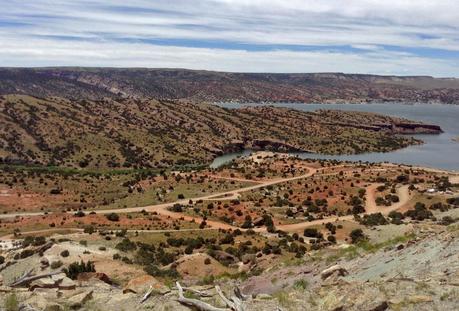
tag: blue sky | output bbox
[1,0,459,76]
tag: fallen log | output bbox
[234,286,251,301]
[215,285,237,310]
[140,285,154,303]
[182,286,214,298]
[10,270,63,287]
[176,281,229,311]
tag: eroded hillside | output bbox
[0,95,440,169]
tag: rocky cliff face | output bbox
[1,68,459,104]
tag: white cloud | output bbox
[1,36,458,77]
[0,0,458,75]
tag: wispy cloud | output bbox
[0,0,458,76]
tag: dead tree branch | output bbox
[176,281,229,311]
[10,270,62,287]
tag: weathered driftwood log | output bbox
[234,286,251,301]
[215,285,237,310]
[215,285,245,311]
[176,281,229,311]
[182,286,214,297]
[140,285,154,303]
[10,270,62,287]
[320,264,348,280]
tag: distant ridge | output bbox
[1,68,459,104]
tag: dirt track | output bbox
[273,185,411,233]
[0,165,417,238]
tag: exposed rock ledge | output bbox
[325,121,443,134]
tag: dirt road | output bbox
[274,185,411,233]
[0,166,414,236]
[0,167,318,221]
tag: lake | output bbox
[210,103,459,171]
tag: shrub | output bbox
[74,211,85,217]
[293,279,309,290]
[219,234,234,245]
[171,204,183,212]
[115,229,127,237]
[60,250,70,257]
[404,202,433,221]
[64,261,96,279]
[376,185,386,192]
[32,236,46,246]
[303,228,323,239]
[439,216,456,226]
[350,229,366,244]
[204,258,211,265]
[115,238,137,252]
[396,175,409,183]
[359,213,388,226]
[20,249,34,259]
[105,213,120,222]
[83,226,95,234]
[50,260,63,269]
[144,264,179,279]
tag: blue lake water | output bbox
[211,103,459,171]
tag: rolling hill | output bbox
[0,94,441,169]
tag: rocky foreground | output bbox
[1,220,458,311]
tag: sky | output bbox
[0,0,459,76]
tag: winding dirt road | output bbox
[0,165,416,238]
[0,167,318,223]
[273,185,411,233]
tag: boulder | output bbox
[50,273,66,283]
[29,277,56,290]
[123,275,168,295]
[68,290,93,309]
[213,250,238,264]
[77,272,112,285]
[321,265,349,280]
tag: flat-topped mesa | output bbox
[321,121,443,134]
[391,122,443,134]
[1,68,459,104]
